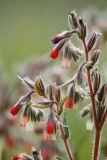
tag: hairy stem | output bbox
[93,130,101,160]
[99,108,107,129]
[82,39,97,128]
[58,116,73,160]
[82,39,101,160]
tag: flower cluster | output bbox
[10,10,107,160]
[50,11,85,68]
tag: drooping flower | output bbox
[10,104,22,116]
[45,109,55,135]
[52,31,70,44]
[64,96,74,109]
[42,147,51,159]
[50,47,60,59]
[50,39,66,59]
[45,120,55,134]
[12,155,23,160]
[52,35,63,44]
[42,130,51,142]
[20,114,28,127]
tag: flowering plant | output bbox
[10,10,107,160]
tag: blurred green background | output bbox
[0,0,107,71]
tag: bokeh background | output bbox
[0,0,107,160]
[0,0,107,72]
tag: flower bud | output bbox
[86,50,100,70]
[10,103,22,116]
[46,83,54,100]
[54,86,61,103]
[67,42,82,63]
[52,31,71,44]
[64,96,74,109]
[45,110,55,134]
[64,85,74,109]
[50,47,60,59]
[52,35,63,44]
[45,120,55,134]
[34,76,46,97]
[77,18,87,40]
[12,155,23,160]
[90,50,100,66]
[97,84,106,103]
[96,102,106,124]
[87,32,97,52]
[50,40,66,59]
[68,10,79,30]
[93,71,101,95]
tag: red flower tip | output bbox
[5,136,14,147]
[42,147,51,159]
[42,131,51,142]
[12,155,23,160]
[50,48,60,59]
[52,35,63,44]
[20,115,27,127]
[64,97,74,109]
[10,104,21,116]
[45,120,55,134]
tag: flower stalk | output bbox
[82,39,97,128]
[57,116,73,160]
[82,38,100,160]
[93,130,101,160]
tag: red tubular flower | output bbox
[20,115,28,127]
[10,104,22,116]
[45,120,55,134]
[52,35,63,44]
[12,155,23,160]
[5,135,14,147]
[42,130,51,142]
[64,96,74,109]
[50,48,60,59]
[42,147,51,159]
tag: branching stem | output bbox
[82,39,97,128]
[82,39,101,160]
[57,116,73,160]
